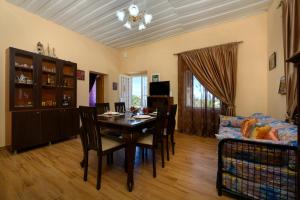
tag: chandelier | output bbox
[116,2,152,31]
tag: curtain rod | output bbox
[173,41,243,56]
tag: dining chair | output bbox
[96,102,122,162]
[165,104,177,161]
[136,105,168,177]
[95,103,110,114]
[115,102,126,113]
[79,106,125,190]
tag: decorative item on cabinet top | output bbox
[36,42,57,58]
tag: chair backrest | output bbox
[154,105,169,140]
[166,104,177,136]
[115,102,126,113]
[79,106,102,152]
[96,103,110,114]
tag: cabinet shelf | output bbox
[42,70,56,75]
[15,65,34,71]
[15,82,34,87]
[63,74,74,78]
[15,105,33,108]
[42,84,56,88]
[62,86,74,89]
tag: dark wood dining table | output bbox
[97,113,156,192]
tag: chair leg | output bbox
[166,135,170,161]
[152,148,156,178]
[124,149,127,172]
[84,151,89,181]
[171,135,175,155]
[106,154,109,165]
[141,147,144,162]
[80,159,84,168]
[161,139,165,168]
[111,153,114,164]
[96,154,102,190]
[145,148,148,159]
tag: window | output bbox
[187,75,221,109]
[131,74,147,108]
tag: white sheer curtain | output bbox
[119,74,132,110]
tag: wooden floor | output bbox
[0,133,230,200]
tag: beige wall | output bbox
[267,0,286,120]
[0,0,120,147]
[0,0,286,147]
[120,13,268,118]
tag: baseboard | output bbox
[0,145,8,151]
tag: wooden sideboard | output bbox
[147,96,174,109]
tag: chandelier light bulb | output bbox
[116,3,152,31]
[128,4,139,17]
[116,10,125,21]
[138,23,146,30]
[144,13,152,24]
[124,21,132,29]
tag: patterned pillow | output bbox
[250,126,279,141]
[240,118,257,137]
[220,115,245,127]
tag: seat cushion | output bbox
[101,137,123,151]
[137,134,153,145]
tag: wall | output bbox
[267,0,286,120]
[120,13,268,118]
[0,0,120,147]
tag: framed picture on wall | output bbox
[113,82,118,90]
[269,52,277,71]
[76,70,85,80]
[151,73,160,82]
[278,76,286,95]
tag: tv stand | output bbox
[147,96,174,109]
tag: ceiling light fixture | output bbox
[116,1,152,31]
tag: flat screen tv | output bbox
[150,81,170,96]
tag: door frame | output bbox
[89,71,106,104]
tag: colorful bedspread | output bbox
[222,173,296,200]
[216,113,298,147]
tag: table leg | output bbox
[125,132,136,192]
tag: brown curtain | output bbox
[179,42,238,116]
[282,0,300,120]
[178,62,221,137]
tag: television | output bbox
[149,81,170,96]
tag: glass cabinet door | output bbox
[14,53,36,109]
[40,59,58,108]
[61,63,76,107]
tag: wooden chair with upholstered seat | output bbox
[136,105,168,177]
[79,106,125,190]
[95,103,110,114]
[95,102,122,164]
[115,102,126,113]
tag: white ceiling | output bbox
[7,0,272,48]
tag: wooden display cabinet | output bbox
[7,47,79,152]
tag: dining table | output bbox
[97,112,156,192]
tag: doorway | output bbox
[89,72,105,106]
[119,73,147,109]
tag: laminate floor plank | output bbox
[0,133,230,200]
